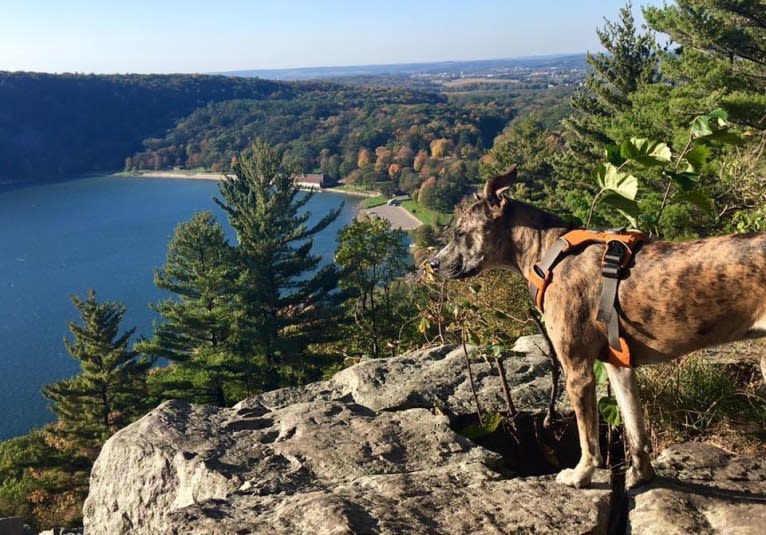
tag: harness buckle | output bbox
[602,240,630,278]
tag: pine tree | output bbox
[42,290,150,458]
[550,3,662,225]
[215,140,343,390]
[644,0,766,129]
[642,0,766,231]
[138,211,240,406]
[558,2,659,184]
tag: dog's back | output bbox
[557,232,766,365]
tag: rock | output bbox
[84,337,612,534]
[628,442,766,534]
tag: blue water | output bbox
[0,176,360,440]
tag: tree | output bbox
[644,0,766,129]
[643,0,766,231]
[335,217,411,358]
[215,140,343,389]
[137,212,240,406]
[553,2,660,222]
[42,290,150,458]
[481,116,562,204]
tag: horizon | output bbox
[0,0,662,75]
[0,52,588,77]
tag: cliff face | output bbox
[83,337,614,534]
[81,338,766,534]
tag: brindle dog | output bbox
[428,166,766,489]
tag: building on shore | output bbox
[294,173,335,189]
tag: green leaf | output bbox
[602,192,640,228]
[665,171,698,192]
[620,138,672,167]
[706,108,728,122]
[604,143,625,166]
[593,360,608,386]
[684,145,709,172]
[704,130,744,145]
[461,412,504,440]
[595,163,638,200]
[598,396,622,426]
[690,116,713,138]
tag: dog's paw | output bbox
[555,468,592,489]
[625,463,655,489]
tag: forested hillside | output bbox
[0,72,302,183]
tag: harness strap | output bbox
[527,229,647,368]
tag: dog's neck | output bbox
[503,199,571,278]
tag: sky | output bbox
[0,0,664,74]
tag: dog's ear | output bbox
[483,165,517,205]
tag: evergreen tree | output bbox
[215,140,343,390]
[557,2,659,186]
[644,0,766,129]
[138,212,240,406]
[42,290,150,458]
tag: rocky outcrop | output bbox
[84,337,616,534]
[628,442,766,534]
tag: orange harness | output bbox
[527,229,648,368]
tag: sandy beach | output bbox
[124,171,228,181]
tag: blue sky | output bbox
[0,1,663,74]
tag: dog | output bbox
[427,166,766,489]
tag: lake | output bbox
[0,175,361,440]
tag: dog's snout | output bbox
[428,257,440,271]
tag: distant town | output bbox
[220,53,589,90]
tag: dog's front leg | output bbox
[604,364,655,488]
[556,356,601,488]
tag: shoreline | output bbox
[119,171,379,198]
[120,171,422,228]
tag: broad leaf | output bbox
[604,143,625,166]
[705,108,728,123]
[665,171,698,191]
[704,130,744,145]
[690,116,713,138]
[602,192,640,229]
[620,138,671,167]
[684,145,709,172]
[598,396,622,426]
[595,163,638,200]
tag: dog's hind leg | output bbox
[556,356,602,488]
[605,364,655,488]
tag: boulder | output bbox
[85,337,614,534]
[628,442,766,534]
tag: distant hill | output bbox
[0,62,576,202]
[0,72,303,184]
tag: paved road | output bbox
[363,205,422,230]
